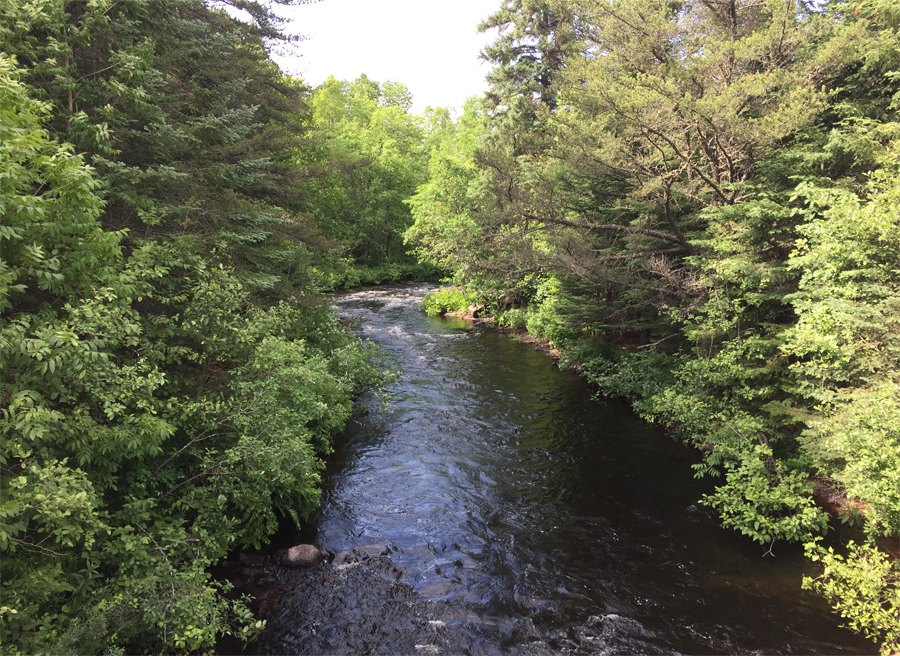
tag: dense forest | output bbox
[0,0,898,654]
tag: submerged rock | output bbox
[281,544,327,567]
[352,542,390,558]
[239,552,266,568]
[333,550,359,569]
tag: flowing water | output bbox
[241,284,871,655]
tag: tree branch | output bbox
[599,246,689,261]
[636,333,682,349]
[522,212,685,244]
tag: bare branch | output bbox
[636,333,682,349]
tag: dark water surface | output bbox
[249,285,870,655]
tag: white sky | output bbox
[271,0,499,114]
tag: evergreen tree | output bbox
[480,0,577,113]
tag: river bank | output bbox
[435,295,874,527]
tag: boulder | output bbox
[281,544,327,567]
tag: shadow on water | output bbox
[226,284,873,655]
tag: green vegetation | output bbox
[805,541,900,653]
[296,74,449,287]
[3,0,898,651]
[420,287,476,317]
[408,0,900,651]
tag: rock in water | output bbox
[333,550,358,568]
[239,552,266,568]
[353,542,390,558]
[281,544,326,567]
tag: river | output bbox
[235,284,870,655]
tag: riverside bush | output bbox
[420,287,477,317]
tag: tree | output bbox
[300,75,427,267]
[1,0,314,292]
[405,100,486,273]
[480,0,578,112]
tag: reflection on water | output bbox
[258,284,870,655]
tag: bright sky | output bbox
[272,0,499,114]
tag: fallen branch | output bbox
[636,333,682,349]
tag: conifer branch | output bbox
[522,212,685,244]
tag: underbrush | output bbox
[313,259,443,291]
[420,286,478,316]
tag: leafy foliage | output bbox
[0,4,385,651]
[299,75,429,271]
[420,287,477,317]
[805,541,900,655]
[783,150,900,538]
